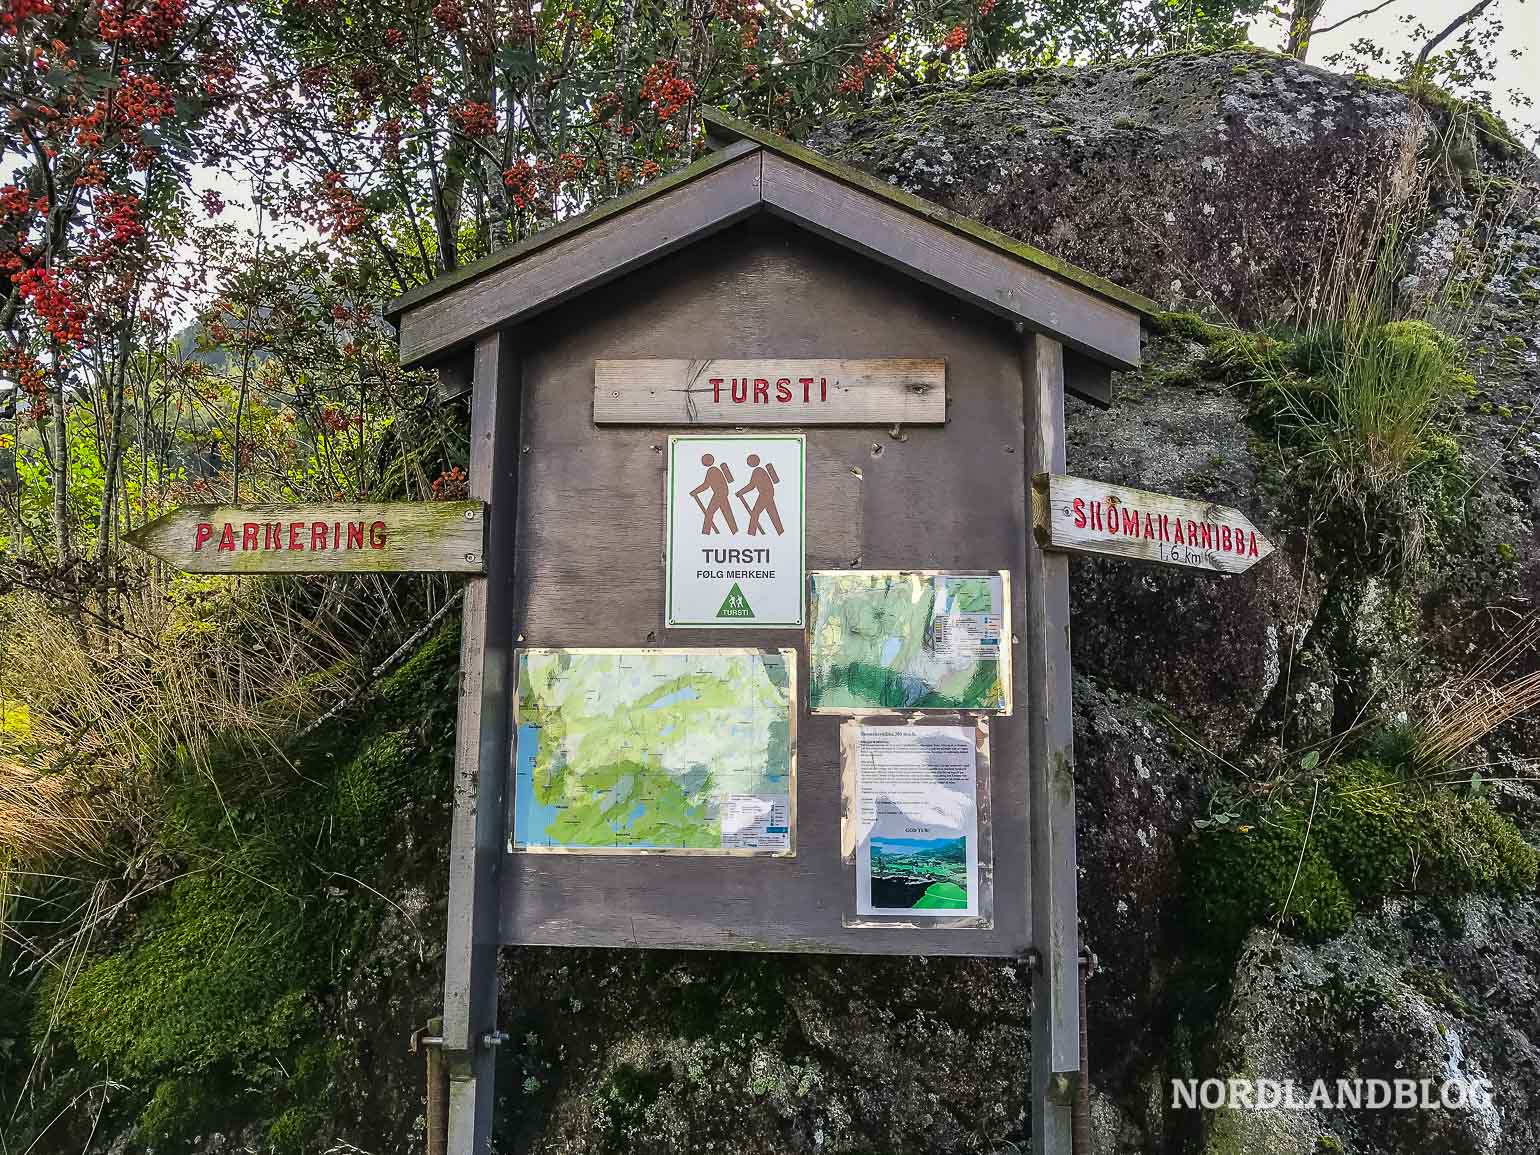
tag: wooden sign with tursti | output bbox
[593,358,946,425]
[125,501,486,574]
[1032,474,1274,575]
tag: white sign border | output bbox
[665,433,807,629]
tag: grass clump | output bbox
[1230,128,1497,577]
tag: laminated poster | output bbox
[851,723,980,917]
[808,571,1010,713]
[513,648,795,855]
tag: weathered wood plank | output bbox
[442,331,519,1153]
[1036,473,1275,574]
[761,152,1143,369]
[592,358,946,425]
[502,217,1031,955]
[1022,333,1082,1155]
[125,502,485,573]
[397,147,763,366]
[1063,349,1113,407]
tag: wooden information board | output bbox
[502,222,1032,956]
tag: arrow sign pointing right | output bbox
[1032,474,1274,575]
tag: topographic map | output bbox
[808,572,1009,713]
[513,649,795,853]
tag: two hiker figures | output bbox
[690,453,784,536]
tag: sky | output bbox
[1249,0,1540,144]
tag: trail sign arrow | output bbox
[1032,474,1274,575]
[125,502,486,574]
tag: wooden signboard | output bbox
[1033,473,1273,574]
[592,358,946,425]
[126,501,486,574]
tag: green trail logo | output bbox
[716,582,755,619]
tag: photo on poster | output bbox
[867,832,970,911]
[847,719,983,918]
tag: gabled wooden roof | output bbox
[386,107,1154,383]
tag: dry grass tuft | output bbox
[1415,613,1540,773]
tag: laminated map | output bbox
[808,572,1010,713]
[513,648,796,854]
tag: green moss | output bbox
[1401,965,1472,1018]
[1399,78,1526,160]
[967,68,1015,90]
[1048,125,1072,137]
[268,1106,326,1154]
[31,619,464,1139]
[1316,1136,1346,1153]
[1148,311,1225,344]
[337,728,413,837]
[1207,330,1286,378]
[1188,815,1353,942]
[1111,114,1138,129]
[1230,64,1251,76]
[46,877,320,1080]
[1133,70,1155,84]
[1502,334,1526,351]
[1150,365,1202,389]
[136,1076,222,1142]
[1188,758,1538,950]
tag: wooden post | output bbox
[1022,329,1080,1155]
[443,331,519,1153]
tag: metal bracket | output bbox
[410,1024,445,1055]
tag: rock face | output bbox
[812,51,1431,325]
[1213,897,1540,1155]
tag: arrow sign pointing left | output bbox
[125,502,486,574]
[1033,474,1274,575]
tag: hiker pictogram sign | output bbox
[666,434,805,627]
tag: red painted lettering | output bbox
[242,523,259,551]
[1200,522,1213,550]
[1143,512,1156,540]
[1174,519,1185,545]
[1090,502,1104,531]
[820,377,828,402]
[217,523,236,551]
[710,378,723,404]
[369,521,387,548]
[1220,524,1232,552]
[309,522,326,550]
[266,523,281,549]
[1249,531,1260,557]
[1121,508,1139,535]
[800,377,814,402]
[753,377,769,404]
[775,378,792,403]
[289,522,304,550]
[194,522,213,551]
[347,522,364,549]
[333,522,342,550]
[731,377,748,403]
[1073,497,1087,529]
[1159,514,1171,542]
[1188,520,1199,546]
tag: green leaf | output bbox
[1300,750,1321,771]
